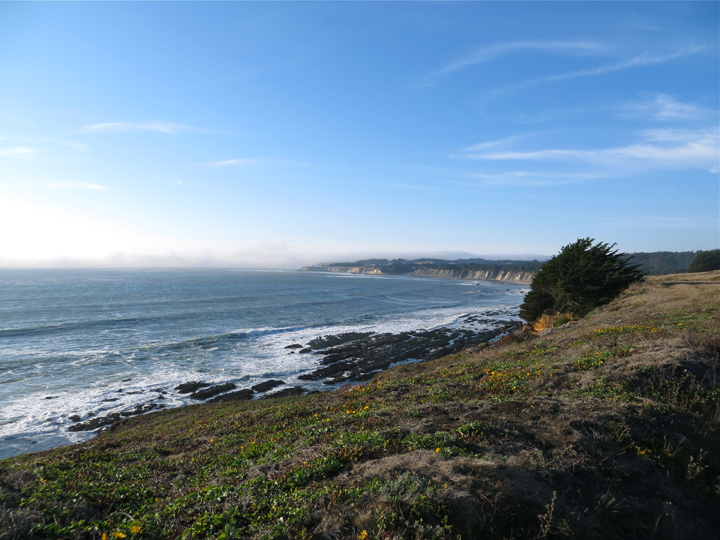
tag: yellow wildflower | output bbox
[131,525,142,534]
[359,531,368,540]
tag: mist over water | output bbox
[0,269,528,459]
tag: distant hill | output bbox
[306,258,544,284]
[629,251,699,275]
[318,251,701,280]
[324,258,545,274]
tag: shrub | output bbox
[519,238,642,321]
[688,249,720,272]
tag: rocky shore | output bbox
[65,318,520,433]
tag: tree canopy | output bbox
[688,249,720,273]
[519,238,643,321]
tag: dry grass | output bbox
[1,272,719,539]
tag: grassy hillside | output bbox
[2,273,719,540]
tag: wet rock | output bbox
[208,389,254,403]
[122,378,132,382]
[68,403,166,432]
[189,383,237,400]
[262,386,305,399]
[103,398,119,402]
[251,379,285,392]
[45,396,58,400]
[299,348,312,354]
[298,326,508,386]
[175,381,210,394]
[285,343,303,349]
[307,332,373,350]
[68,415,81,422]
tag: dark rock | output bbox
[307,332,373,350]
[262,386,305,399]
[68,415,81,422]
[299,348,312,354]
[45,396,58,400]
[103,398,119,402]
[175,381,210,394]
[284,343,303,349]
[189,383,237,400]
[68,403,166,432]
[298,325,508,386]
[122,378,132,382]
[208,389,254,403]
[251,379,285,392]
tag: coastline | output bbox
[4,273,718,539]
[299,265,535,285]
[0,269,528,460]
[50,319,523,444]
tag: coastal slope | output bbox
[1,272,719,539]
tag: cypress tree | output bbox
[520,238,643,321]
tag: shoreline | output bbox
[299,266,535,285]
[2,313,524,460]
[65,320,522,432]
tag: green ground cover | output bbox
[2,276,719,540]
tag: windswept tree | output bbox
[520,238,643,321]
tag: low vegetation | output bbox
[2,272,719,540]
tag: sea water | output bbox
[0,269,528,459]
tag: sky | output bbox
[0,2,718,268]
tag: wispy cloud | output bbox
[621,93,714,121]
[0,147,39,157]
[45,182,111,190]
[483,44,709,99]
[155,177,183,185]
[454,127,719,172]
[452,170,606,187]
[204,158,314,169]
[431,40,607,77]
[206,159,257,168]
[81,121,191,134]
[460,132,550,152]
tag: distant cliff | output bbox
[301,265,385,275]
[300,264,535,284]
[407,267,534,284]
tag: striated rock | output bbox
[262,386,305,399]
[251,380,285,393]
[298,325,514,386]
[175,381,210,394]
[208,389,254,403]
[189,383,236,400]
[68,403,166,432]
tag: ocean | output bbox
[0,269,528,459]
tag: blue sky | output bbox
[0,2,717,268]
